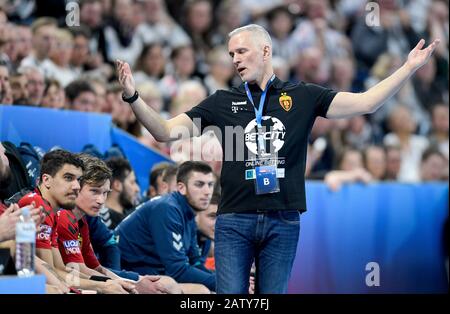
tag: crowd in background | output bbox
[0,0,448,187]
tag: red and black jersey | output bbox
[57,209,100,269]
[18,188,58,249]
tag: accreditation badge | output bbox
[254,153,280,195]
[255,164,280,195]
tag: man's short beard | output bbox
[60,201,77,210]
[0,168,12,189]
[119,190,134,210]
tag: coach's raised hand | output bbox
[406,38,440,71]
[115,59,135,97]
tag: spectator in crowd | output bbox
[106,82,124,118]
[70,25,113,81]
[19,66,45,106]
[105,82,140,136]
[238,0,285,23]
[136,82,171,153]
[169,80,207,117]
[137,81,167,117]
[292,46,329,85]
[0,22,16,71]
[0,18,9,66]
[266,6,298,67]
[428,104,449,159]
[419,147,448,182]
[133,43,166,86]
[324,147,373,191]
[160,45,198,101]
[65,80,97,112]
[79,0,109,67]
[100,157,140,229]
[337,147,365,171]
[10,73,29,105]
[272,56,290,82]
[69,27,91,77]
[364,145,387,181]
[41,79,66,109]
[384,144,403,181]
[365,53,428,135]
[14,25,33,66]
[329,56,356,92]
[182,0,214,69]
[90,78,108,113]
[384,105,429,182]
[103,0,143,66]
[412,55,448,112]
[351,0,420,71]
[292,0,352,60]
[307,117,339,178]
[135,0,191,51]
[203,46,234,95]
[0,60,12,104]
[116,161,215,292]
[424,0,449,59]
[20,17,58,71]
[42,28,77,87]
[211,0,243,47]
[343,115,379,150]
[2,24,20,70]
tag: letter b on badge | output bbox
[255,165,280,195]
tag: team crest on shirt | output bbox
[279,92,292,112]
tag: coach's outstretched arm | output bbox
[326,39,440,119]
[115,60,197,142]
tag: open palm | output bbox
[115,59,136,97]
[407,39,440,71]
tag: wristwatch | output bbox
[122,90,139,103]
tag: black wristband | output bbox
[89,275,111,282]
[122,90,139,103]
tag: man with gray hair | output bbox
[18,66,45,106]
[116,24,439,293]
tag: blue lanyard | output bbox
[244,74,275,129]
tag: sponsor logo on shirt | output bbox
[244,116,286,156]
[37,224,52,241]
[231,100,247,113]
[63,240,81,255]
[172,232,183,251]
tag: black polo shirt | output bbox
[185,77,337,214]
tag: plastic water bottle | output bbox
[15,207,36,277]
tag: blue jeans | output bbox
[214,210,300,294]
